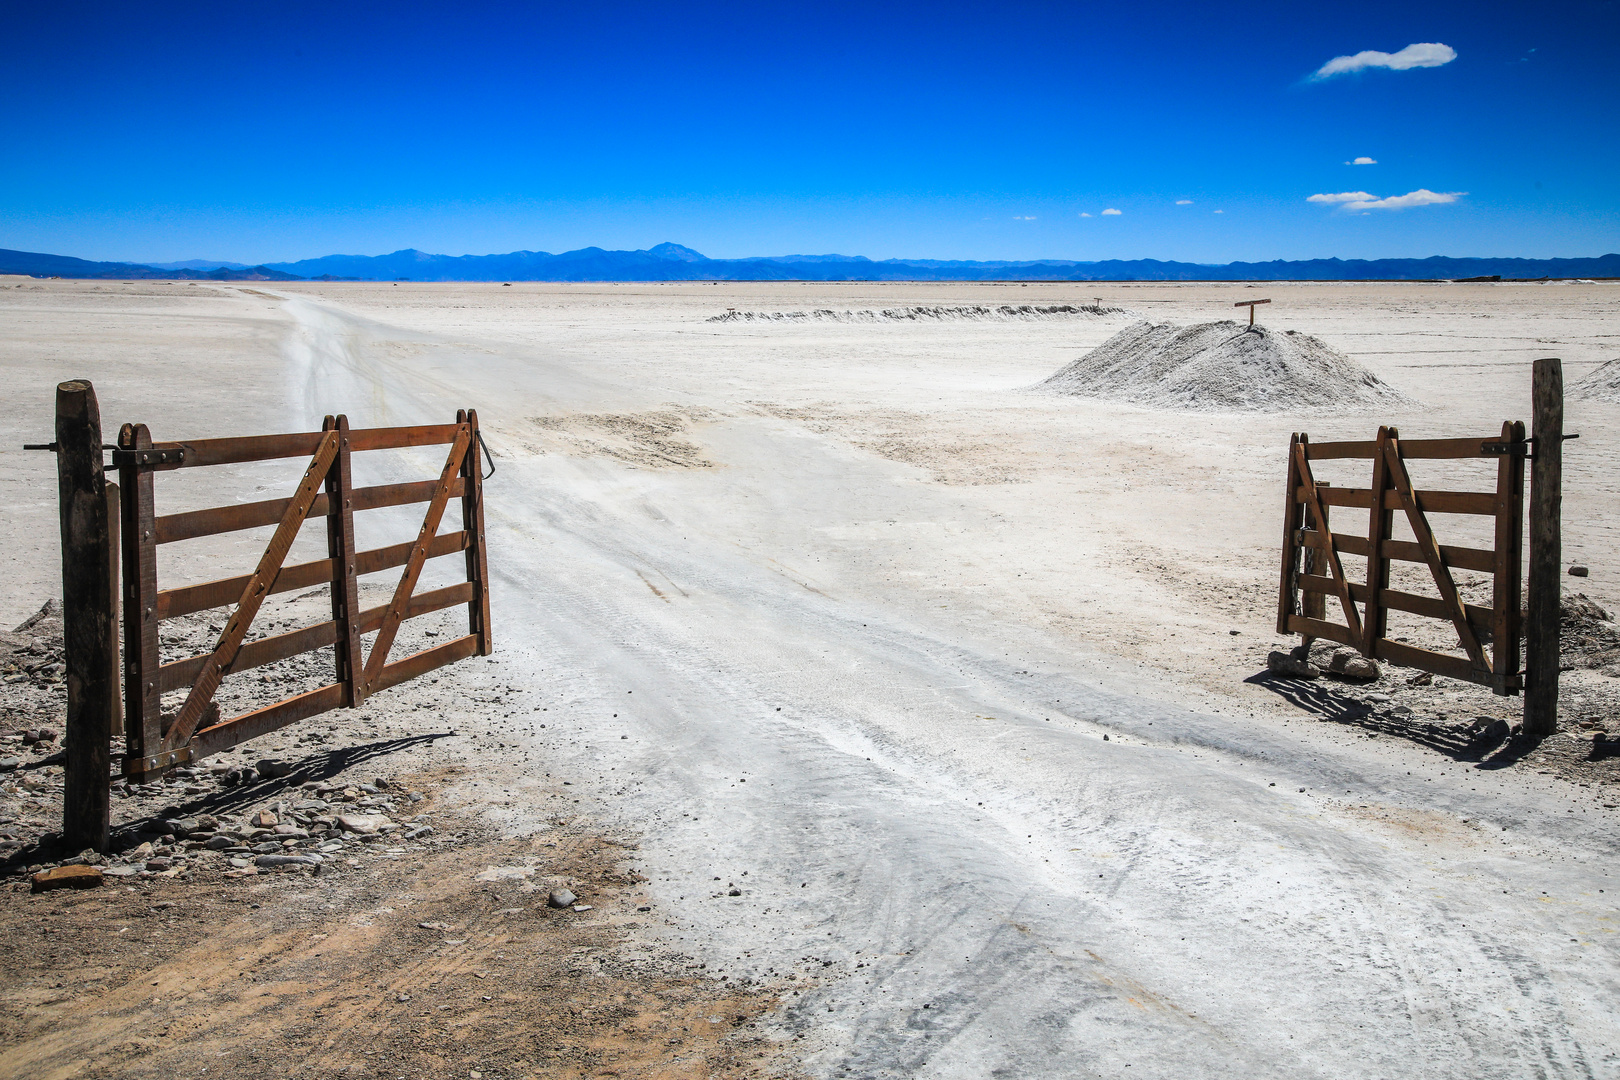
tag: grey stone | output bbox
[1569,565,1590,577]
[548,889,577,909]
[251,841,284,854]
[337,814,387,835]
[1328,650,1380,680]
[256,759,295,779]
[1366,692,1392,703]
[0,758,18,772]
[1267,651,1320,679]
[404,825,434,840]
[255,854,319,868]
[205,836,234,850]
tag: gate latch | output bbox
[1481,441,1529,457]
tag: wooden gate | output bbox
[1277,423,1525,694]
[117,411,492,781]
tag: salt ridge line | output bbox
[707,303,1129,323]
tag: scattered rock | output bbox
[255,854,319,868]
[1569,565,1590,577]
[255,759,295,779]
[1407,671,1434,687]
[0,758,20,772]
[548,889,577,909]
[251,810,279,828]
[337,814,387,835]
[1328,650,1380,680]
[32,865,103,892]
[1267,651,1320,679]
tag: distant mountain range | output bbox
[4,243,1618,283]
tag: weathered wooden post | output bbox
[1524,358,1563,738]
[55,380,116,851]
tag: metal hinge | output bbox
[111,447,186,468]
[125,746,193,776]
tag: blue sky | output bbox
[2,1,1616,263]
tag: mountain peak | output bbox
[647,242,707,262]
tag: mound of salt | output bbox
[1571,359,1620,402]
[1038,320,1414,412]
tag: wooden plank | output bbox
[1276,434,1304,635]
[163,431,341,751]
[367,634,480,696]
[158,620,341,693]
[151,424,462,469]
[105,482,122,737]
[1492,419,1526,695]
[1292,442,1363,640]
[1306,436,1509,461]
[1300,530,1497,573]
[155,476,466,544]
[326,415,363,708]
[56,380,114,852]
[1361,426,1394,657]
[1525,359,1563,736]
[185,683,346,762]
[156,582,474,692]
[462,409,493,656]
[1382,436,1490,672]
[361,430,472,691]
[1374,639,1489,686]
[118,422,163,782]
[1283,615,1359,647]
[1299,575,1494,630]
[156,530,470,619]
[1297,485,1496,515]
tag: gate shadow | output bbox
[112,731,458,838]
[1244,669,1535,765]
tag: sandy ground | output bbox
[1,277,1618,1078]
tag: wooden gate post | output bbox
[55,380,115,852]
[1524,358,1563,738]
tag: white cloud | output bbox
[1307,188,1465,211]
[1312,42,1456,80]
[1213,209,1224,214]
[1175,199,1193,205]
[1347,156,1377,165]
[1013,215,1037,221]
[1079,212,1093,218]
[1101,208,1122,216]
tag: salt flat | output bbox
[2,278,1617,1077]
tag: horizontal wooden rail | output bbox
[1299,530,1497,574]
[1303,436,1519,461]
[186,683,347,763]
[157,581,475,692]
[150,424,464,469]
[156,530,469,620]
[1298,485,1497,516]
[1282,614,1358,647]
[1297,574,1493,634]
[1374,639,1488,685]
[366,634,480,695]
[157,477,467,545]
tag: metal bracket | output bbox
[1481,441,1530,457]
[476,428,496,479]
[111,447,186,468]
[125,746,193,776]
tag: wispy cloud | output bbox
[1175,199,1193,205]
[1013,215,1037,221]
[1307,188,1465,211]
[1101,208,1122,216]
[1079,212,1092,218]
[1346,156,1377,165]
[1311,42,1456,80]
[1213,210,1224,214]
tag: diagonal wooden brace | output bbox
[163,430,341,751]
[1294,442,1364,641]
[1382,439,1489,672]
[361,427,472,693]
